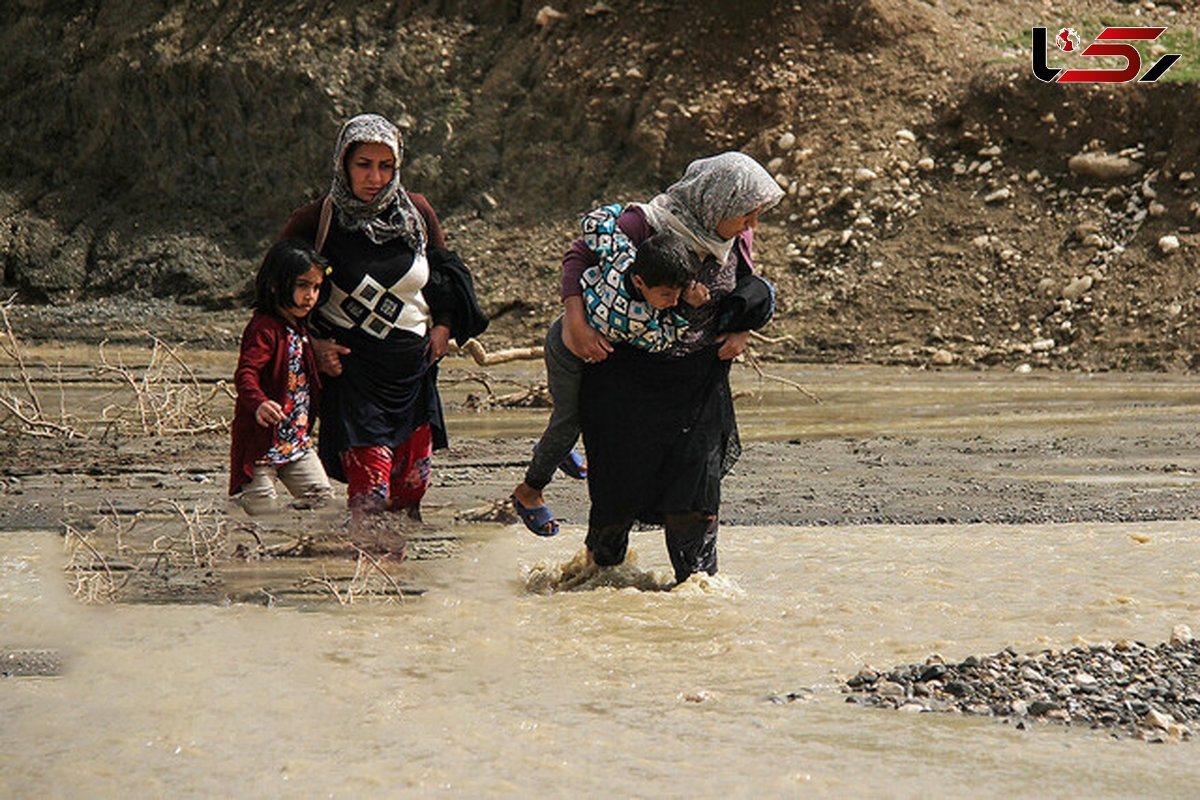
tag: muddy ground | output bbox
[3,0,1200,605]
[6,410,1199,533]
[2,342,1198,604]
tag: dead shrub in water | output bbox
[300,541,405,604]
[0,295,81,438]
[95,335,232,436]
[157,499,229,570]
[0,298,230,439]
[63,499,229,600]
[63,521,129,603]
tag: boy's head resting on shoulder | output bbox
[631,231,693,310]
[254,238,329,323]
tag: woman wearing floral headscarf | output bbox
[514,152,783,583]
[280,113,486,522]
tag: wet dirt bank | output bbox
[2,359,1198,605]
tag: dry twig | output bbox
[95,335,230,436]
[345,541,405,601]
[160,499,228,569]
[455,338,543,365]
[63,522,129,603]
[749,330,798,346]
[743,351,822,404]
[0,296,83,438]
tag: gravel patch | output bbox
[1,649,63,677]
[841,626,1200,742]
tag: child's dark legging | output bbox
[586,511,718,584]
[524,316,586,491]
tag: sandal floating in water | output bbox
[512,494,559,536]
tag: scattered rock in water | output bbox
[766,687,814,704]
[839,634,1200,741]
[1,649,63,677]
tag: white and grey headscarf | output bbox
[633,151,784,264]
[329,113,426,251]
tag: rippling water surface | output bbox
[3,517,1200,798]
[4,367,1200,797]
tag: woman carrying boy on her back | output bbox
[514,152,783,584]
[511,208,706,536]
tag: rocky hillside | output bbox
[2,0,1199,371]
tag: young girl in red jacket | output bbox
[229,239,334,514]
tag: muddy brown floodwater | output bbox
[3,356,1200,796]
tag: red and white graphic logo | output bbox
[1055,28,1080,52]
[1032,26,1181,83]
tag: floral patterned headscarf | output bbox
[634,151,783,263]
[328,113,426,251]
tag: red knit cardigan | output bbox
[228,312,322,494]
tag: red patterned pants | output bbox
[339,424,433,513]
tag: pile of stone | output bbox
[842,626,1199,742]
[0,649,63,677]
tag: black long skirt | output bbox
[579,343,738,526]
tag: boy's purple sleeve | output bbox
[560,206,653,299]
[559,237,595,299]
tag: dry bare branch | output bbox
[345,540,404,601]
[456,497,519,524]
[63,522,129,603]
[0,394,80,437]
[0,297,83,438]
[490,385,552,408]
[160,499,228,569]
[749,330,798,345]
[98,499,141,557]
[0,294,43,418]
[299,571,346,604]
[743,352,822,404]
[441,372,496,396]
[95,336,230,435]
[454,338,543,365]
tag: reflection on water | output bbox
[441,362,1200,443]
[4,519,1200,797]
[12,355,1200,444]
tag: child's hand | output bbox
[682,281,710,307]
[255,400,284,427]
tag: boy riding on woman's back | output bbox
[511,205,706,535]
